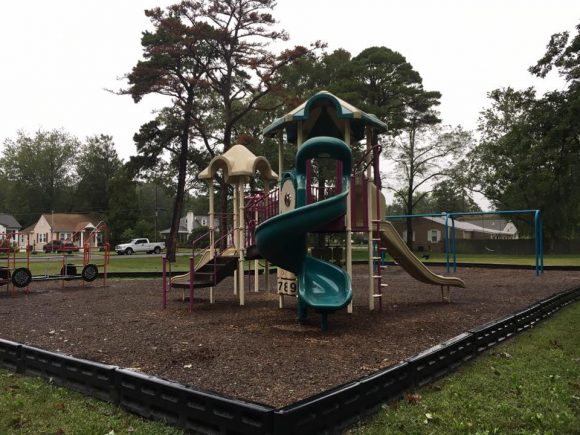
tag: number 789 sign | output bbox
[277,277,297,295]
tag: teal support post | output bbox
[444,213,450,272]
[452,218,457,273]
[534,210,544,276]
[540,216,544,273]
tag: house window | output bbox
[429,229,441,243]
[38,233,47,243]
[60,232,70,241]
[402,230,416,242]
[201,218,207,226]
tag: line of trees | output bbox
[1,1,577,254]
[0,129,204,244]
[461,23,580,243]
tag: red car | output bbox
[43,240,80,254]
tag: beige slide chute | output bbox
[378,221,465,291]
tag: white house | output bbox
[0,213,22,248]
[160,211,219,243]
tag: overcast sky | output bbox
[1,0,578,163]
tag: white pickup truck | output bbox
[115,238,166,255]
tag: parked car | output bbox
[115,238,165,255]
[43,240,80,254]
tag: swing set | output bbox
[386,209,544,276]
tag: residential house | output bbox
[0,213,22,245]
[0,213,22,233]
[18,224,36,250]
[160,211,219,244]
[23,213,104,252]
[391,216,518,252]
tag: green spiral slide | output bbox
[256,136,352,329]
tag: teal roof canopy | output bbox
[263,91,387,143]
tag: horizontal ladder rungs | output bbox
[380,283,389,287]
[371,256,382,260]
[372,294,383,298]
[372,238,380,241]
[372,275,381,279]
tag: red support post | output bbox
[363,176,368,229]
[336,160,343,194]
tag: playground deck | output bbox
[1,265,579,408]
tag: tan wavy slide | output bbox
[378,221,465,298]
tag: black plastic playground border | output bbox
[1,285,580,434]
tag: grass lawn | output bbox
[0,370,183,434]
[351,246,580,266]
[0,253,193,275]
[0,253,275,275]
[2,248,579,276]
[350,301,580,434]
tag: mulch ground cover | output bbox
[1,265,579,408]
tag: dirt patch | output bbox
[1,265,579,408]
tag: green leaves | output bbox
[0,129,78,224]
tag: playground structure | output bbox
[0,222,109,291]
[163,91,465,328]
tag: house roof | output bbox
[160,216,189,235]
[20,224,36,234]
[41,213,102,232]
[424,216,515,235]
[0,213,22,230]
[457,218,515,233]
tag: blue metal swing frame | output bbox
[385,210,544,276]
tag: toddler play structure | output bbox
[162,91,464,328]
[0,223,109,291]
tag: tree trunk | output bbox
[166,130,189,262]
[405,182,414,249]
[405,126,416,249]
[405,216,413,249]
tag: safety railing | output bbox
[244,188,279,248]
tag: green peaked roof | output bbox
[263,91,387,143]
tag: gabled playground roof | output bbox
[262,91,388,143]
[198,144,278,183]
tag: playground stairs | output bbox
[171,254,237,289]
